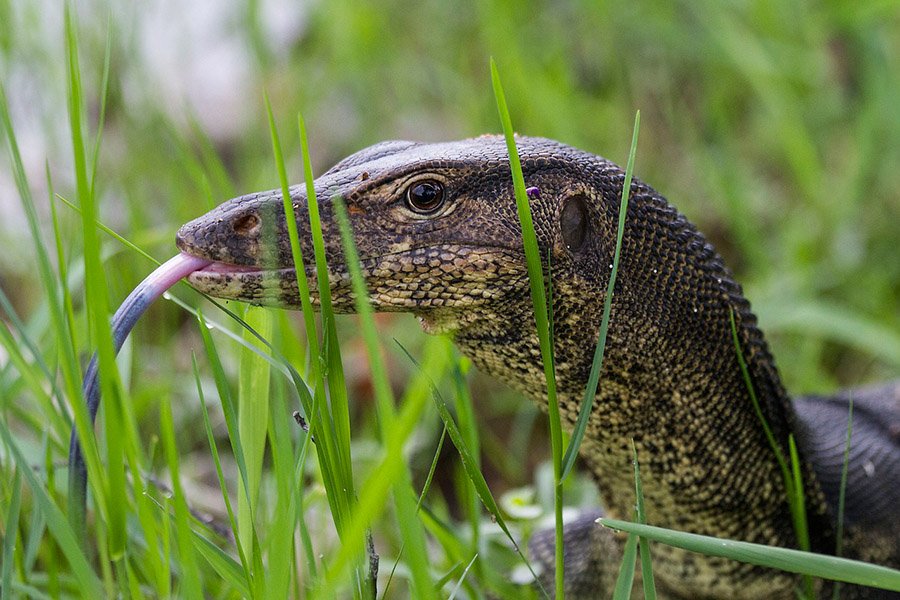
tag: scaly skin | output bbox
[176,136,899,598]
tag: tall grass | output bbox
[1,1,899,598]
[491,59,565,599]
[599,519,900,592]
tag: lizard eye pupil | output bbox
[406,180,445,214]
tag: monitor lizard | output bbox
[174,135,899,598]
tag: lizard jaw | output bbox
[181,244,527,318]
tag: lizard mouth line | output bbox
[193,262,265,275]
[186,243,522,279]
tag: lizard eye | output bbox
[405,180,445,214]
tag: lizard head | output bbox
[176,135,619,335]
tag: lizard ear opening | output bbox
[560,194,589,252]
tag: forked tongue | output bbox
[68,253,212,520]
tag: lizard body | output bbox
[176,135,900,598]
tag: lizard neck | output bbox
[450,187,831,556]
[451,247,828,597]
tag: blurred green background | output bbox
[1,0,899,595]
[3,0,897,394]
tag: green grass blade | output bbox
[631,442,657,599]
[0,74,81,417]
[47,169,80,375]
[54,194,159,264]
[612,533,639,600]
[561,111,640,479]
[447,554,479,600]
[196,308,264,594]
[237,306,273,560]
[2,468,22,595]
[37,443,57,595]
[315,363,435,598]
[729,308,791,482]
[288,110,359,553]
[64,1,122,546]
[193,354,254,592]
[450,348,483,581]
[265,96,320,361]
[331,197,435,599]
[0,422,103,597]
[417,507,469,579]
[600,519,900,592]
[0,318,67,434]
[87,16,112,193]
[729,308,812,595]
[171,295,296,383]
[191,530,252,598]
[196,310,253,505]
[102,385,127,560]
[314,146,374,446]
[185,293,353,551]
[395,342,503,523]
[264,377,301,597]
[293,392,322,585]
[294,112,368,594]
[7,582,52,600]
[0,283,60,403]
[789,434,814,598]
[396,342,548,599]
[159,396,203,600]
[1,66,102,542]
[160,473,172,599]
[384,338,456,599]
[490,58,564,600]
[419,426,448,513]
[265,105,343,553]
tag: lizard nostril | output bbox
[233,213,260,236]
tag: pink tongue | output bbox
[101,252,212,356]
[148,253,215,293]
[70,252,213,485]
[90,252,213,385]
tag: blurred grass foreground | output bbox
[0,0,898,597]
